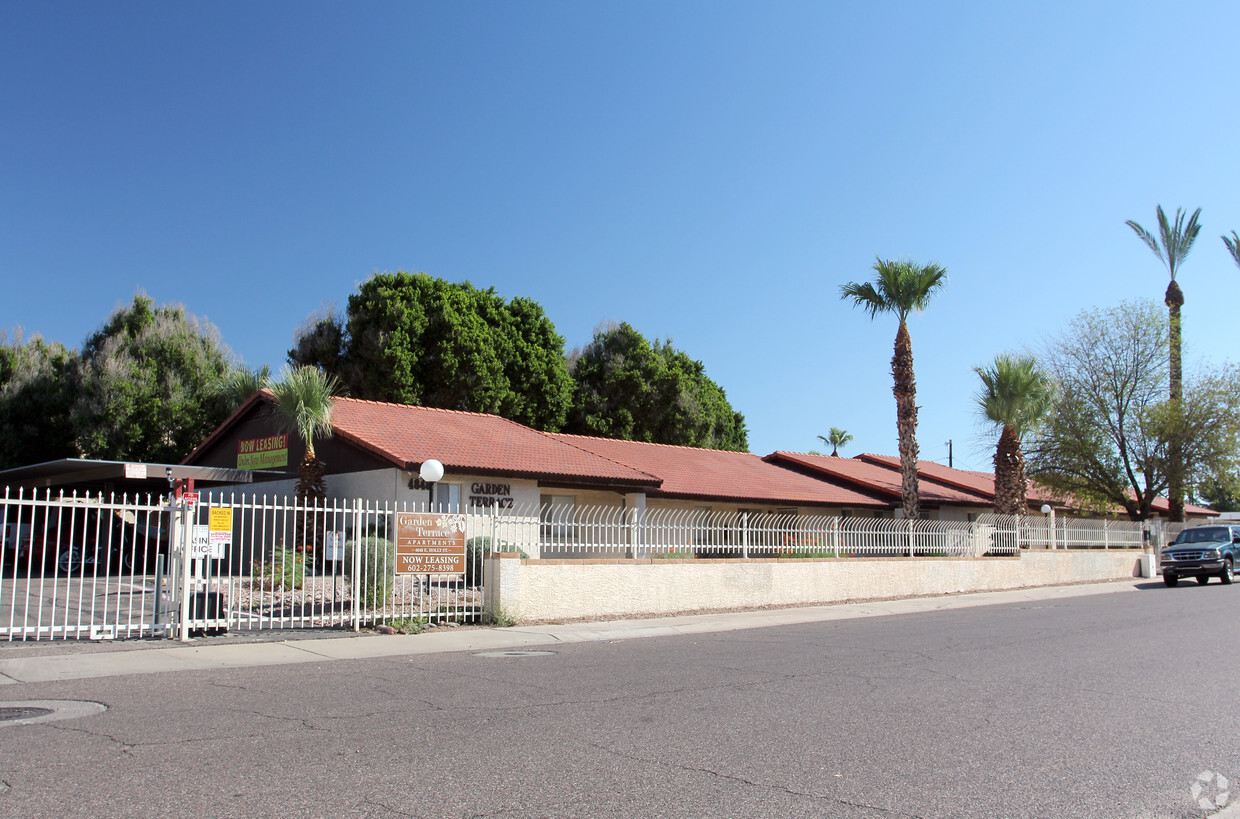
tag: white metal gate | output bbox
[1,488,489,642]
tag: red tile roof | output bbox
[331,399,664,486]
[547,434,890,508]
[854,453,1216,517]
[765,452,995,506]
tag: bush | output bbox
[465,537,528,586]
[254,548,305,591]
[346,536,395,610]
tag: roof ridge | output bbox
[551,431,757,457]
[537,431,664,484]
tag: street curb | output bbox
[0,580,1143,684]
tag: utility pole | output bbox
[946,440,953,469]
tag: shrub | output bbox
[465,537,528,587]
[346,536,395,610]
[254,548,305,591]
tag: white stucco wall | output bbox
[486,549,1142,623]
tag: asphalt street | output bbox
[0,581,1237,818]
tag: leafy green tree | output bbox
[1223,231,1240,270]
[1126,205,1202,521]
[817,427,853,457]
[565,322,748,451]
[0,331,78,468]
[289,273,573,431]
[1026,300,1240,520]
[840,257,948,519]
[973,354,1053,515]
[71,295,235,463]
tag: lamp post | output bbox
[1040,504,1057,550]
[420,459,444,512]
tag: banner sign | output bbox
[237,434,289,470]
[395,512,466,575]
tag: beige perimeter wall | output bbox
[485,550,1143,623]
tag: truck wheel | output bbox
[1221,558,1234,585]
[1164,573,1179,587]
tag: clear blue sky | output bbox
[3,1,1239,471]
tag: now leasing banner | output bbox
[395,512,467,574]
[237,434,289,470]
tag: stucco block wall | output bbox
[487,550,1142,623]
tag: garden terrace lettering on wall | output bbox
[469,482,514,509]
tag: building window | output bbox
[433,483,462,513]
[541,494,575,540]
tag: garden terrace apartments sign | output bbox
[395,513,467,575]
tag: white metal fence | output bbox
[1,489,492,642]
[1,489,1163,642]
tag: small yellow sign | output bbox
[209,508,233,533]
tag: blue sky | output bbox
[3,1,1239,471]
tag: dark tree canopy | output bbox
[565,322,748,451]
[289,272,574,431]
[72,295,235,463]
[0,331,78,469]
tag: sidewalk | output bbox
[0,580,1147,685]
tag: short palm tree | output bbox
[840,258,947,519]
[269,365,342,501]
[817,427,853,457]
[1127,205,1202,521]
[974,354,1052,515]
[218,364,271,411]
[1224,231,1240,270]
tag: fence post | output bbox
[1103,519,1109,550]
[907,518,914,557]
[741,512,749,559]
[351,499,362,632]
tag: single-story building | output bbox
[180,392,1216,525]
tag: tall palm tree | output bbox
[1223,231,1240,270]
[269,365,343,501]
[817,427,854,457]
[1126,205,1202,521]
[840,258,947,519]
[974,354,1052,515]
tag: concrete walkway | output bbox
[0,580,1148,685]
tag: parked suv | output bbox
[1161,525,1239,587]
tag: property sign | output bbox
[395,512,466,574]
[237,434,289,470]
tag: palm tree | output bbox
[840,258,947,519]
[268,365,342,501]
[974,354,1052,515]
[817,427,854,457]
[1223,231,1240,270]
[218,364,271,411]
[269,365,343,562]
[1126,205,1202,521]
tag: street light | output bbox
[1040,504,1056,550]
[420,459,444,511]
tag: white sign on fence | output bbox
[190,525,225,559]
